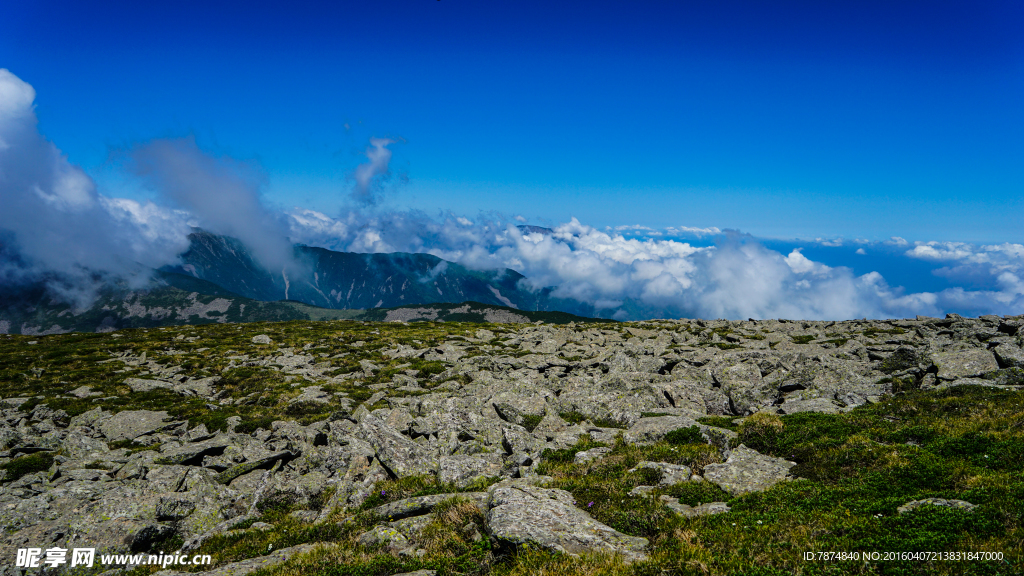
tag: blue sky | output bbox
[2,1,1024,319]
[4,0,1022,242]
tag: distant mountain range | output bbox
[0,230,607,334]
[171,230,549,311]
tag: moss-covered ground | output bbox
[1,320,1021,575]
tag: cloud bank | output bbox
[285,210,1024,320]
[129,137,300,275]
[0,69,190,305]
[1,68,1021,320]
[349,137,398,206]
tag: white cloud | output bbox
[665,226,721,237]
[814,237,843,247]
[130,137,301,275]
[0,69,191,306]
[350,137,397,206]
[855,248,867,255]
[286,212,1024,320]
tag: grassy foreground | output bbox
[135,386,1022,576]
[1,321,1021,575]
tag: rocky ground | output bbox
[0,314,1022,575]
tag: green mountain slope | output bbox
[0,272,605,334]
[171,230,548,311]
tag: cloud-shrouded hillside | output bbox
[1,68,1022,321]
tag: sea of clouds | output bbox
[1,68,1022,320]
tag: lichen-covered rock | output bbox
[931,349,999,380]
[716,360,774,415]
[623,415,700,445]
[359,414,437,478]
[97,410,177,442]
[438,454,503,487]
[779,397,844,415]
[370,493,489,521]
[215,451,293,484]
[156,436,232,465]
[703,445,796,496]
[897,498,977,514]
[993,344,1024,369]
[156,495,197,521]
[629,461,693,485]
[574,447,612,464]
[358,522,409,549]
[660,497,730,518]
[486,480,649,562]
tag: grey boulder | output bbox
[703,445,796,496]
[897,498,977,514]
[97,410,177,442]
[932,349,999,380]
[486,480,648,562]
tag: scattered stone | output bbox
[252,334,272,345]
[486,480,649,562]
[703,445,797,496]
[69,386,99,398]
[779,397,844,415]
[5,314,1021,564]
[629,461,692,485]
[993,344,1024,369]
[623,415,700,445]
[659,496,730,517]
[97,410,176,442]
[370,493,489,521]
[215,451,293,484]
[931,349,999,380]
[289,510,320,523]
[359,414,437,478]
[897,498,978,514]
[357,525,409,550]
[574,447,612,464]
[439,454,503,488]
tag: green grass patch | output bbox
[664,425,705,445]
[0,452,53,483]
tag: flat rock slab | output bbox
[574,447,612,464]
[629,461,692,485]
[97,410,176,442]
[660,497,730,518]
[156,436,232,465]
[897,498,977,514]
[779,397,844,415]
[215,451,292,484]
[439,454,503,488]
[993,344,1024,369]
[623,415,700,445]
[155,543,321,576]
[125,377,216,397]
[932,349,998,380]
[359,414,437,478]
[371,492,488,521]
[358,524,409,549]
[703,445,796,497]
[125,378,175,393]
[486,481,648,562]
[934,378,1015,391]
